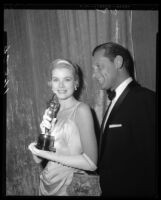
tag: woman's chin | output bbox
[57,94,71,100]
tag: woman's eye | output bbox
[65,78,72,82]
[52,78,58,82]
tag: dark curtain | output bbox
[4,9,155,195]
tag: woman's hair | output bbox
[92,42,135,79]
[49,59,80,88]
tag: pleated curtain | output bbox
[5,9,135,195]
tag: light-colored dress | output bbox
[39,101,83,196]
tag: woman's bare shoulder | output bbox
[77,101,91,112]
[76,102,92,120]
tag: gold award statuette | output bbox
[36,93,60,152]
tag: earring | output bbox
[75,85,77,91]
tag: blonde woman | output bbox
[28,59,98,196]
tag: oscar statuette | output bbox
[36,93,60,152]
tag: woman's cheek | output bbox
[51,84,58,92]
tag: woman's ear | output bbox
[74,80,79,88]
[114,55,123,69]
[48,81,52,87]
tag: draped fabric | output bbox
[4,9,156,195]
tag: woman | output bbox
[28,59,98,196]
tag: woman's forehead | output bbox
[52,67,74,76]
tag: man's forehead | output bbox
[93,49,106,57]
[93,51,109,64]
[93,49,106,60]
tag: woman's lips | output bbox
[57,90,67,94]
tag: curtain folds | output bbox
[5,9,134,195]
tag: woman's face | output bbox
[51,67,76,100]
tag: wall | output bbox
[132,10,158,91]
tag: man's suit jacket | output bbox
[98,81,157,197]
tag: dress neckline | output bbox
[58,101,80,114]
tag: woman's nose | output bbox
[59,81,64,88]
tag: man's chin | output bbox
[100,84,110,90]
[98,82,107,90]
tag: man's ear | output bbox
[114,55,123,69]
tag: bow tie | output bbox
[107,90,116,101]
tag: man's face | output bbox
[92,49,118,90]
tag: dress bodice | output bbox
[39,101,83,196]
[50,101,82,156]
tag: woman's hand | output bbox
[28,142,40,155]
[40,108,52,134]
[32,154,42,163]
[28,142,54,161]
[28,142,42,163]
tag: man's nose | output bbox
[92,66,98,78]
[92,72,96,79]
[92,70,100,79]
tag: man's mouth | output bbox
[97,77,104,85]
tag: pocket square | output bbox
[109,124,122,128]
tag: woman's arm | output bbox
[32,154,42,164]
[75,103,98,165]
[28,103,98,171]
[31,149,97,171]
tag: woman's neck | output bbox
[59,96,77,111]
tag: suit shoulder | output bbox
[126,85,156,113]
[131,83,155,100]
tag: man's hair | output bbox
[92,42,135,78]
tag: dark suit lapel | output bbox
[99,81,138,162]
[104,81,137,131]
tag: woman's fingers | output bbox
[32,154,42,163]
[43,109,52,121]
[40,120,52,133]
[28,142,39,155]
[40,109,53,133]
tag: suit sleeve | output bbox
[130,91,156,184]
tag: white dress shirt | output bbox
[102,77,133,131]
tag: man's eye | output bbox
[93,65,99,70]
[95,65,100,70]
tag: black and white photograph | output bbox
[3,4,158,198]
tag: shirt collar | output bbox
[114,77,133,101]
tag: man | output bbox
[92,42,157,197]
